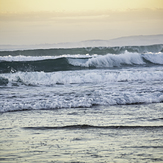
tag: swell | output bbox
[0,44,163,56]
[0,57,85,73]
[23,124,163,130]
[1,52,163,73]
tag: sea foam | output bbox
[1,66,163,86]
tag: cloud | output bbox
[0,8,162,44]
[0,8,162,23]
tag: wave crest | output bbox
[1,52,163,73]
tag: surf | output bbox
[1,52,163,73]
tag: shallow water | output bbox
[0,103,163,162]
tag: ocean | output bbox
[0,43,163,162]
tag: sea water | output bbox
[0,44,163,162]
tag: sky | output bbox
[0,0,163,45]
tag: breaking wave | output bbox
[1,44,163,113]
[0,52,163,73]
[1,66,163,112]
[0,67,163,86]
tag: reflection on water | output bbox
[0,104,163,162]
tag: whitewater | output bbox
[1,45,163,112]
[0,42,163,162]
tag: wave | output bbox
[0,44,163,56]
[1,65,163,86]
[1,52,163,73]
[23,125,163,130]
[1,92,163,112]
[0,57,80,73]
[1,66,163,112]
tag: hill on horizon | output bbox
[0,34,163,51]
